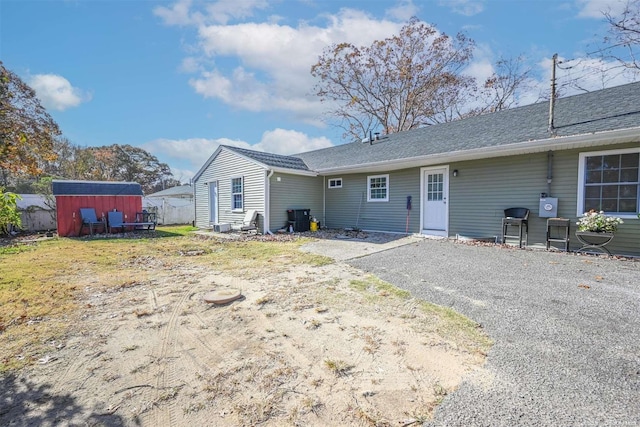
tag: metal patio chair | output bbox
[79,208,105,235]
[502,207,530,248]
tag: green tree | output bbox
[0,62,60,185]
[0,187,21,235]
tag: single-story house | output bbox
[193,82,640,256]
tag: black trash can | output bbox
[286,209,311,232]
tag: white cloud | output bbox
[144,130,333,177]
[204,0,269,24]
[183,9,403,122]
[29,74,90,111]
[154,0,201,26]
[154,0,269,26]
[576,0,627,19]
[440,0,485,16]
[253,128,333,154]
[385,0,420,21]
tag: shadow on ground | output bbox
[0,373,128,427]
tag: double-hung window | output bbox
[367,174,389,202]
[231,177,243,211]
[578,148,639,217]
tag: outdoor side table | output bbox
[546,218,570,251]
[575,231,614,255]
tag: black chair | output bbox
[502,207,530,248]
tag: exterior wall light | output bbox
[453,169,459,177]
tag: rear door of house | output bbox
[422,167,448,236]
[209,181,218,223]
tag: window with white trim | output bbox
[328,178,342,188]
[231,176,243,211]
[367,174,389,202]
[577,148,639,217]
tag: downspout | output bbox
[264,170,274,235]
[323,176,326,228]
[547,151,554,196]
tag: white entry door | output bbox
[209,181,218,224]
[422,167,448,236]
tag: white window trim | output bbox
[328,178,343,189]
[367,174,389,202]
[231,176,244,212]
[577,147,640,219]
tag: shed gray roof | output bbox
[296,81,640,172]
[224,145,310,171]
[52,180,143,196]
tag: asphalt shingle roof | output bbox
[224,145,310,171]
[296,81,640,171]
[52,180,143,196]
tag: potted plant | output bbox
[575,210,623,254]
[576,210,623,234]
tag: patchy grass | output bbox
[349,275,491,355]
[0,226,330,371]
[349,275,412,300]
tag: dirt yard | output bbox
[1,231,489,426]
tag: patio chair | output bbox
[80,208,105,235]
[232,210,259,233]
[107,211,125,233]
[502,207,530,248]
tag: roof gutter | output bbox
[315,127,640,175]
[269,166,318,177]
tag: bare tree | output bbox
[311,17,476,141]
[603,0,640,70]
[476,55,535,113]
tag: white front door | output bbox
[209,181,218,223]
[422,167,448,236]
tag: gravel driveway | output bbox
[347,238,640,426]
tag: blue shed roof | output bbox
[52,180,143,196]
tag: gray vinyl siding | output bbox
[448,142,639,256]
[269,174,323,231]
[325,168,421,233]
[194,149,266,231]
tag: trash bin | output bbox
[310,221,318,232]
[286,209,310,232]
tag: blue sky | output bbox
[1,0,637,181]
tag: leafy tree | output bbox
[311,17,476,140]
[0,62,60,184]
[0,187,21,235]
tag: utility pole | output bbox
[548,53,558,135]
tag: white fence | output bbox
[143,197,194,225]
[17,194,57,232]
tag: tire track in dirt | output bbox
[146,281,201,426]
[50,300,122,396]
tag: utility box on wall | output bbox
[539,197,558,218]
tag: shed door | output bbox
[209,181,218,223]
[422,168,448,236]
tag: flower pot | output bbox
[575,231,614,255]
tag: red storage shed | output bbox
[53,180,144,237]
